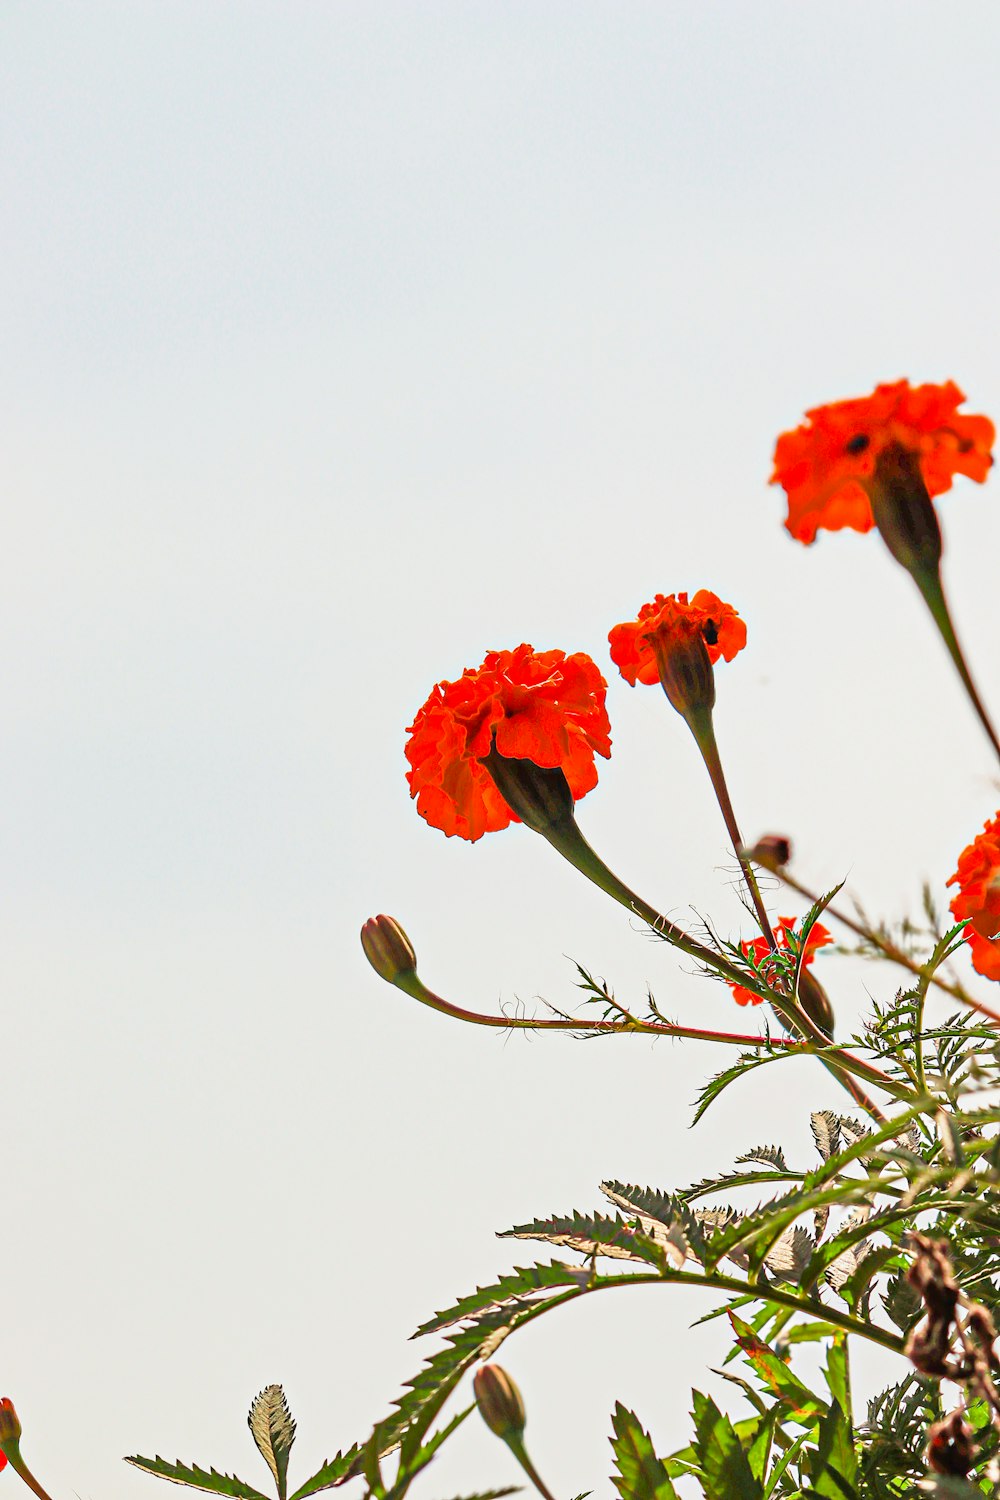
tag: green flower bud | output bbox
[473,1365,525,1441]
[360,915,417,985]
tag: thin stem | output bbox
[687,707,777,950]
[772,866,1000,1026]
[914,564,1000,765]
[395,972,800,1049]
[7,1455,55,1500]
[492,1267,907,1361]
[504,1436,558,1500]
[540,815,897,1114]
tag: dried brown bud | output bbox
[927,1409,976,1476]
[907,1234,959,1321]
[745,834,792,871]
[473,1364,525,1441]
[360,915,417,985]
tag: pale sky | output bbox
[3,5,1000,1499]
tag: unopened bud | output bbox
[0,1399,21,1458]
[473,1364,525,1441]
[798,968,835,1039]
[745,834,792,872]
[360,915,417,984]
[481,748,576,837]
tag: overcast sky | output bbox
[3,5,1000,1499]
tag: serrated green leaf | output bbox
[728,1313,826,1424]
[806,1399,858,1497]
[248,1387,296,1500]
[498,1211,661,1267]
[414,1261,591,1338]
[746,1410,777,1485]
[736,1145,789,1171]
[430,1491,521,1500]
[391,1406,473,1500]
[691,1391,762,1500]
[287,1448,361,1500]
[124,1457,270,1500]
[608,1404,678,1500]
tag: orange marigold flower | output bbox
[608,591,746,688]
[405,645,611,842]
[947,812,1000,982]
[729,916,832,1008]
[771,380,994,545]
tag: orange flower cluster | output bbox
[608,590,746,687]
[405,645,611,841]
[728,916,832,1008]
[947,813,1000,982]
[771,380,994,545]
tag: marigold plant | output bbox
[118,380,1000,1500]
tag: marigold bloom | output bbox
[771,380,994,545]
[609,590,746,689]
[947,812,1000,982]
[729,916,832,1009]
[405,645,611,842]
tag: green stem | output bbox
[395,972,801,1050]
[540,816,896,1114]
[687,707,777,950]
[497,1268,906,1361]
[774,866,1000,1025]
[6,1451,55,1500]
[504,1435,558,1500]
[913,563,1000,764]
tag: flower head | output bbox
[771,380,994,545]
[947,812,1000,982]
[609,591,746,689]
[405,645,611,841]
[729,916,832,1009]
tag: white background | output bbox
[3,5,1000,1498]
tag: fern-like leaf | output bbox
[609,1404,678,1500]
[124,1458,270,1500]
[248,1387,296,1500]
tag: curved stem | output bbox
[493,1267,906,1361]
[772,866,1000,1026]
[504,1436,558,1500]
[539,816,896,1114]
[687,707,777,950]
[6,1453,55,1500]
[914,564,1000,765]
[395,972,800,1049]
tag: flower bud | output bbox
[868,441,943,580]
[473,1364,525,1441]
[360,915,417,984]
[481,748,576,837]
[745,834,792,872]
[0,1398,21,1459]
[798,968,835,1039]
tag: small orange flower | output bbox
[729,916,832,1008]
[947,812,1000,982]
[608,591,746,688]
[771,380,994,545]
[405,645,611,841]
